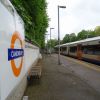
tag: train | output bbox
[55,36,100,65]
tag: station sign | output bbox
[8,31,24,77]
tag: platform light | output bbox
[58,5,66,65]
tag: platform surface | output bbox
[24,54,100,100]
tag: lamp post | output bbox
[58,5,66,65]
[45,34,49,54]
[50,27,54,55]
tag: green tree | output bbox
[77,30,89,40]
[62,34,70,43]
[62,33,77,43]
[46,39,58,48]
[87,30,95,38]
[69,33,77,42]
[11,0,49,48]
[77,29,98,40]
[94,26,100,36]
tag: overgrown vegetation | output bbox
[11,0,49,48]
[62,26,100,44]
[46,39,58,48]
[47,26,100,48]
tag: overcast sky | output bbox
[46,0,100,40]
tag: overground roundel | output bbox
[8,31,24,77]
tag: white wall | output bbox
[0,1,41,99]
[25,42,40,74]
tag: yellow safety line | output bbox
[64,56,100,72]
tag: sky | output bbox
[46,0,100,40]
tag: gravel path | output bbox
[24,55,100,100]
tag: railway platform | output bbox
[24,54,100,100]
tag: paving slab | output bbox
[24,54,100,100]
[56,54,100,93]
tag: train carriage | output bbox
[55,36,100,65]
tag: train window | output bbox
[93,45,100,55]
[83,45,100,55]
[61,47,67,51]
[70,46,77,53]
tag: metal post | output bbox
[58,6,61,65]
[50,28,51,55]
[50,28,54,56]
[45,34,49,54]
[57,5,66,65]
[47,35,48,54]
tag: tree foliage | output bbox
[62,26,100,44]
[69,33,77,42]
[11,0,49,48]
[46,39,58,48]
[77,30,88,40]
[62,34,70,43]
[94,26,100,36]
[62,33,77,43]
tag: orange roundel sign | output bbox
[8,31,24,77]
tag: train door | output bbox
[67,46,69,55]
[77,44,82,59]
